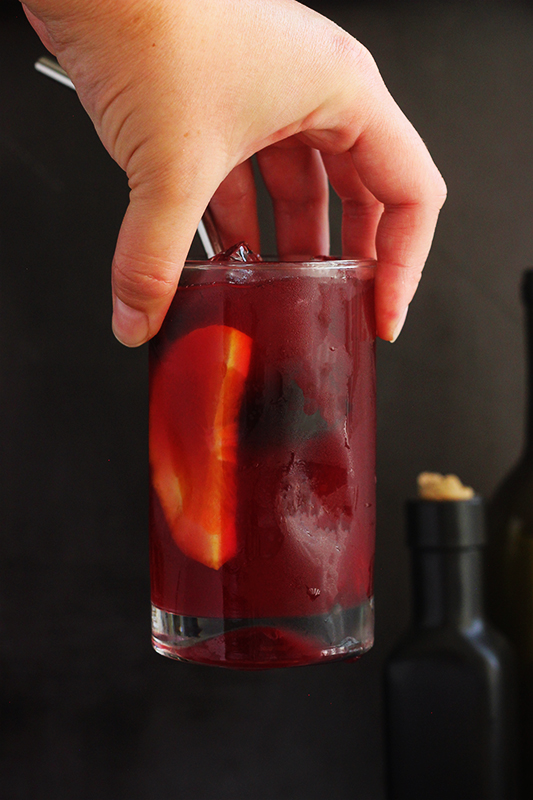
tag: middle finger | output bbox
[256,139,329,259]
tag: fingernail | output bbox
[112,298,149,347]
[390,305,409,343]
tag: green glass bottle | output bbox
[486,269,533,799]
[385,491,517,799]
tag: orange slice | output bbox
[150,325,252,569]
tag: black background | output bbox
[1,1,532,798]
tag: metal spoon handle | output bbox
[35,56,73,88]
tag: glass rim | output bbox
[183,257,376,271]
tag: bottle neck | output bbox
[411,547,485,629]
[525,298,533,456]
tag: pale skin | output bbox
[22,0,447,346]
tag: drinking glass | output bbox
[149,257,376,669]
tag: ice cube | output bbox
[210,242,262,264]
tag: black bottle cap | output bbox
[406,496,485,549]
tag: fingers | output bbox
[254,120,443,343]
[294,40,446,342]
[212,142,330,260]
[268,126,444,344]
[256,140,329,259]
[347,113,447,341]
[322,151,383,260]
[209,161,261,252]
[112,140,327,348]
[111,171,221,347]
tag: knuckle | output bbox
[433,173,448,208]
[344,196,383,217]
[420,171,447,214]
[330,33,374,74]
[112,254,178,307]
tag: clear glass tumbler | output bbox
[149,258,376,669]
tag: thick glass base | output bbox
[151,599,374,670]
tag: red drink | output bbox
[149,258,376,669]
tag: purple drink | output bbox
[150,259,376,668]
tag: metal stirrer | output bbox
[35,56,224,259]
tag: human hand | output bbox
[22,0,446,346]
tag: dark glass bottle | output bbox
[486,269,533,798]
[384,496,517,800]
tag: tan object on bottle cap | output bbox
[417,472,475,501]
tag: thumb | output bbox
[110,183,212,348]
[22,5,57,53]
